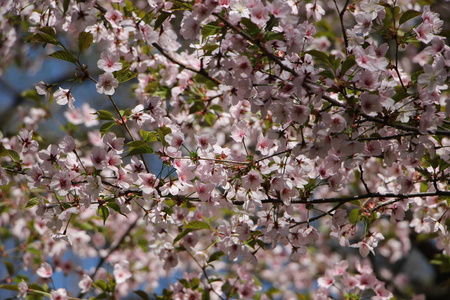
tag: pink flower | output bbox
[230,121,248,142]
[180,13,201,40]
[237,279,260,299]
[105,9,123,28]
[59,136,76,153]
[305,3,325,21]
[356,273,378,289]
[195,133,216,151]
[250,3,269,28]
[0,167,10,186]
[174,159,196,183]
[290,104,311,124]
[53,87,75,109]
[256,134,274,155]
[139,173,159,196]
[90,146,108,170]
[50,171,73,196]
[34,81,52,102]
[18,129,39,154]
[398,175,414,194]
[325,113,347,133]
[96,72,119,95]
[51,288,68,300]
[113,261,132,284]
[414,22,434,43]
[242,169,263,191]
[232,56,253,78]
[71,3,96,32]
[38,144,60,170]
[36,262,53,278]
[165,132,185,151]
[195,182,215,201]
[267,0,291,18]
[18,280,28,298]
[78,274,93,293]
[103,132,124,154]
[317,270,334,288]
[97,51,122,72]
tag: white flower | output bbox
[53,87,75,109]
[97,51,122,72]
[96,72,119,95]
[36,262,53,278]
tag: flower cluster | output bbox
[0,0,449,299]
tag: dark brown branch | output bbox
[333,0,350,52]
[291,202,345,228]
[361,114,450,137]
[232,190,450,205]
[152,43,221,85]
[213,13,299,77]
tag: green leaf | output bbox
[78,32,93,52]
[106,202,127,217]
[94,279,108,291]
[155,11,171,30]
[25,198,40,208]
[49,50,77,64]
[126,145,154,157]
[114,66,137,83]
[392,86,410,102]
[39,26,57,38]
[0,143,9,158]
[134,290,150,300]
[341,55,356,76]
[63,0,71,14]
[399,10,421,25]
[201,43,219,53]
[98,206,109,225]
[189,102,205,114]
[99,122,115,136]
[265,15,279,32]
[420,182,429,193]
[319,70,335,79]
[209,105,223,112]
[184,220,210,230]
[202,289,211,300]
[330,56,341,72]
[173,228,197,244]
[208,251,225,263]
[95,292,108,299]
[430,254,450,273]
[349,208,360,224]
[96,110,115,120]
[127,141,149,148]
[140,130,159,143]
[202,21,221,38]
[0,284,19,292]
[7,150,20,162]
[240,18,261,36]
[204,112,216,126]
[2,260,14,276]
[24,32,60,46]
[158,126,172,146]
[307,50,329,64]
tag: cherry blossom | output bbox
[97,51,123,72]
[96,72,119,95]
[36,262,53,278]
[53,87,75,109]
[0,1,449,299]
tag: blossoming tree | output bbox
[1,0,449,299]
